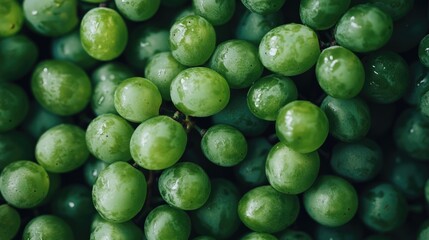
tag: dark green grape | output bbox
[36,124,89,173]
[241,0,286,15]
[313,219,364,240]
[144,204,191,240]
[368,0,414,20]
[321,96,371,142]
[83,157,109,186]
[191,178,241,239]
[91,214,144,240]
[0,204,20,240]
[238,185,300,233]
[193,0,236,26]
[0,160,50,208]
[115,0,160,21]
[277,229,312,240]
[23,0,78,36]
[23,215,74,240]
[419,34,429,67]
[420,90,429,117]
[404,61,429,106]
[334,4,393,53]
[299,0,351,30]
[0,130,35,172]
[80,7,128,61]
[0,0,24,38]
[0,82,29,132]
[303,175,358,227]
[241,232,278,240]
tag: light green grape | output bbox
[115,0,160,21]
[23,215,74,240]
[144,204,191,240]
[90,214,144,240]
[193,0,236,26]
[0,0,24,38]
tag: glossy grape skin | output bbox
[299,0,350,30]
[259,23,320,76]
[0,82,29,132]
[36,124,89,173]
[241,0,286,15]
[334,4,393,53]
[91,214,144,240]
[241,232,278,240]
[0,130,35,172]
[170,67,230,117]
[23,215,74,240]
[170,15,216,66]
[92,161,147,223]
[276,100,329,153]
[0,204,20,240]
[316,46,364,99]
[367,0,414,20]
[83,157,109,186]
[419,34,429,67]
[0,0,24,38]
[23,0,78,37]
[144,204,191,240]
[193,0,236,26]
[321,96,371,142]
[86,113,134,164]
[238,185,300,233]
[115,0,160,21]
[80,7,128,61]
[114,77,162,123]
[158,162,211,210]
[266,142,320,195]
[303,175,358,227]
[31,60,92,116]
[130,115,187,170]
[0,160,49,209]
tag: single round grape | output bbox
[303,175,358,227]
[238,185,300,233]
[23,215,74,240]
[316,46,365,99]
[0,160,49,209]
[170,67,230,117]
[80,7,128,61]
[0,130,35,172]
[170,15,216,66]
[241,232,278,240]
[158,162,211,210]
[92,161,147,223]
[367,0,414,20]
[115,0,160,21]
[247,74,298,121]
[86,113,134,164]
[419,34,429,68]
[0,0,24,38]
[0,204,20,240]
[334,4,393,53]
[130,115,187,170]
[276,100,329,153]
[278,229,312,240]
[31,60,92,116]
[266,142,320,195]
[91,214,144,240]
[299,0,350,30]
[0,82,29,132]
[241,0,286,15]
[36,124,89,173]
[193,0,236,26]
[321,96,371,142]
[259,23,320,76]
[83,157,109,186]
[114,77,162,123]
[144,204,191,240]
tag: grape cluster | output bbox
[1,0,429,239]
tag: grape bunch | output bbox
[1,0,429,239]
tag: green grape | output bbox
[259,23,320,76]
[91,214,144,240]
[316,46,365,99]
[170,67,230,117]
[0,34,38,82]
[114,77,162,123]
[23,215,74,240]
[321,96,371,142]
[303,175,358,227]
[51,29,98,70]
[313,220,364,240]
[115,0,160,21]
[367,0,414,20]
[144,51,187,101]
[277,229,312,240]
[419,34,429,67]
[130,115,187,170]
[241,0,286,15]
[36,124,89,173]
[201,124,248,167]
[361,51,410,104]
[0,130,35,171]
[330,139,383,182]
[31,60,92,116]
[299,0,351,30]
[276,100,329,153]
[420,90,429,117]
[158,162,211,210]
[80,7,128,61]
[92,161,147,223]
[83,157,109,186]
[266,142,320,194]
[193,0,235,26]
[0,204,20,240]
[241,232,278,240]
[23,0,78,36]
[0,82,29,132]
[359,183,408,232]
[86,113,134,164]
[334,4,393,53]
[238,185,300,233]
[209,39,263,89]
[404,61,429,105]
[144,204,191,240]
[0,0,24,38]
[247,74,298,121]
[170,15,216,66]
[191,179,241,239]
[0,160,49,208]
